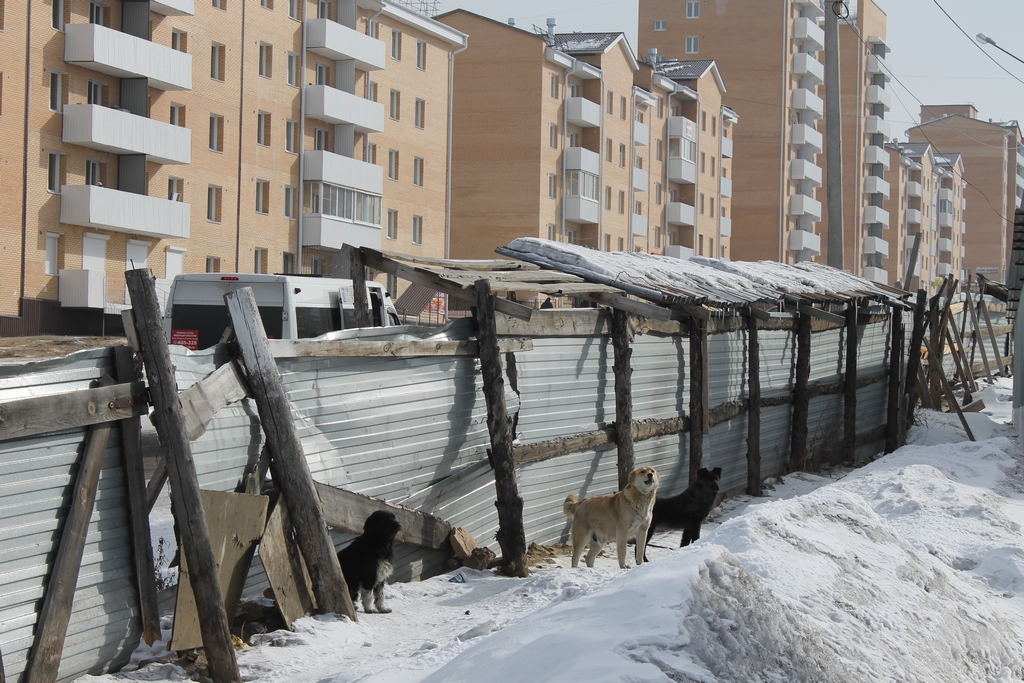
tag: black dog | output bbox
[643,467,722,561]
[337,510,402,613]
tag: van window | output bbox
[171,303,283,349]
[369,290,383,327]
[296,306,341,338]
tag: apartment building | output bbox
[0,0,464,335]
[908,105,1024,282]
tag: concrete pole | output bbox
[824,3,844,269]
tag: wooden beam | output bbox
[145,459,167,514]
[512,427,617,466]
[798,304,847,326]
[314,481,452,550]
[179,361,249,442]
[439,270,587,284]
[474,279,528,577]
[267,338,533,358]
[884,305,905,454]
[126,269,241,683]
[121,309,140,352]
[844,304,858,462]
[612,309,635,490]
[904,290,928,434]
[342,244,372,329]
[494,309,610,337]
[979,296,1008,375]
[586,291,672,321]
[23,380,115,683]
[0,381,148,442]
[922,338,976,442]
[113,347,161,646]
[474,281,621,295]
[688,317,707,484]
[378,250,540,271]
[946,305,978,393]
[225,287,356,619]
[746,310,762,496]
[790,308,812,471]
[260,497,316,628]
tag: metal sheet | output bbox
[631,334,688,420]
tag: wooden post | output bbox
[611,309,635,490]
[904,290,927,431]
[946,309,977,393]
[344,245,372,329]
[927,297,944,408]
[24,381,114,683]
[125,269,241,683]
[474,279,528,577]
[843,303,858,463]
[745,309,762,496]
[943,325,973,401]
[978,295,1007,375]
[113,346,161,646]
[688,317,707,485]
[922,339,976,441]
[789,308,812,472]
[224,287,356,619]
[884,305,905,453]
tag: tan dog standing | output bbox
[562,465,660,569]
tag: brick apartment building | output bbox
[0,0,465,335]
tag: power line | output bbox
[931,0,1024,87]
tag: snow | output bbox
[81,379,1024,683]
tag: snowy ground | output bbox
[83,379,1024,683]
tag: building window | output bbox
[710,197,715,217]
[257,111,271,146]
[549,123,558,149]
[655,227,662,249]
[288,0,298,19]
[711,115,717,137]
[315,62,329,85]
[570,82,579,97]
[387,209,398,239]
[206,255,221,273]
[388,149,399,180]
[412,215,422,244]
[391,30,402,60]
[307,181,382,225]
[53,0,65,30]
[85,159,103,186]
[656,139,663,161]
[287,53,298,86]
[168,177,183,201]
[619,143,626,168]
[49,71,64,112]
[606,91,613,114]
[605,138,612,162]
[620,95,627,120]
[548,223,557,241]
[550,72,558,98]
[569,131,579,147]
[618,237,624,251]
[368,81,378,102]
[685,36,699,54]
[283,251,295,274]
[605,185,611,210]
[549,173,557,199]
[416,40,426,70]
[259,43,273,78]
[170,103,185,126]
[413,157,424,187]
[654,20,667,31]
[172,30,188,53]
[701,111,707,131]
[686,1,699,18]
[256,180,269,214]
[260,0,272,7]
[618,190,625,214]
[317,0,329,18]
[209,114,224,150]
[366,141,377,164]
[368,20,379,39]
[254,247,268,274]
[657,97,664,118]
[45,232,61,276]
[567,229,577,244]
[415,98,425,129]
[314,127,328,150]
[211,43,226,80]
[47,152,63,193]
[711,156,716,177]
[565,170,599,201]
[655,182,662,205]
[208,185,222,222]
[284,185,297,218]
[389,89,400,120]
[285,119,297,153]
[87,80,105,106]
[700,151,706,173]
[699,192,705,214]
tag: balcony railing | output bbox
[789,228,821,254]
[304,85,384,133]
[306,17,385,71]
[720,136,733,158]
[863,145,891,169]
[633,166,648,190]
[906,180,923,197]
[936,262,953,277]
[667,116,696,139]
[565,147,601,175]
[666,202,695,226]
[864,115,889,139]
[866,54,889,78]
[906,208,922,225]
[65,23,192,91]
[863,235,889,257]
[863,205,889,227]
[720,216,732,237]
[631,213,647,237]
[791,123,822,151]
[863,175,890,198]
[303,150,383,196]
[720,176,732,198]
[865,84,892,111]
[60,185,190,239]
[668,157,696,184]
[59,270,106,309]
[633,121,649,147]
[302,215,381,251]
[62,104,191,164]
[790,158,822,186]
[151,0,195,14]
[792,16,825,51]
[938,211,954,229]
[565,197,600,225]
[862,266,888,284]
[938,187,954,202]
[789,193,822,221]
[792,53,824,83]
[792,88,824,119]
[566,97,601,128]
[938,237,953,253]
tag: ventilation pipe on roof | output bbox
[648,47,658,65]
[546,18,556,47]
[508,18,515,26]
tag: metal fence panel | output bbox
[631,334,688,420]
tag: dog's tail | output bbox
[563,494,579,518]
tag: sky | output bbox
[81,378,1024,682]
[437,0,1024,136]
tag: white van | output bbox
[163,273,400,350]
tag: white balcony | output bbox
[864,115,890,139]
[720,176,732,198]
[906,180,923,197]
[789,228,821,254]
[865,84,892,111]
[304,85,384,133]
[792,88,824,119]
[790,158,822,186]
[665,245,694,260]
[633,121,650,146]
[938,237,953,253]
[938,211,954,229]
[936,262,953,277]
[792,17,825,51]
[720,217,732,237]
[668,116,697,139]
[961,221,967,234]
[303,150,383,195]
[151,0,194,15]
[865,54,889,79]
[862,266,888,284]
[60,185,190,239]
[938,187,954,202]
[863,145,891,169]
[961,197,967,210]
[793,0,825,15]
[566,97,601,128]
[633,166,648,190]
[59,270,106,309]
[792,53,824,83]
[791,122,823,151]
[306,17,386,71]
[631,213,647,237]
[666,202,696,226]
[565,197,600,225]
[65,23,192,91]
[564,146,601,175]
[863,235,889,257]
[863,175,890,198]
[302,215,381,251]
[863,205,889,227]
[668,157,697,184]
[906,208,922,225]
[721,136,733,158]
[789,193,822,221]
[62,104,191,164]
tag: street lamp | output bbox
[976,33,1024,67]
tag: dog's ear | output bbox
[698,467,708,475]
[712,467,722,478]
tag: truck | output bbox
[163,273,400,350]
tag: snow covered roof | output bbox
[552,32,622,54]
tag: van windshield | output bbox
[296,307,341,338]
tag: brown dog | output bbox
[563,466,660,569]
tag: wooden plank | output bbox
[0,381,148,442]
[126,268,241,683]
[586,291,672,321]
[438,270,586,284]
[261,497,316,629]
[884,306,905,454]
[746,310,761,496]
[267,338,533,359]
[943,326,973,400]
[114,347,161,646]
[963,286,992,383]
[121,309,140,352]
[472,281,621,295]
[799,304,846,326]
[689,317,707,484]
[171,489,269,651]
[790,308,812,471]
[962,399,986,413]
[844,304,858,462]
[922,338,976,442]
[146,459,168,514]
[225,287,357,620]
[314,481,452,549]
[23,381,114,683]
[979,297,1008,375]
[946,304,978,393]
[970,354,1013,376]
[612,309,635,490]
[963,324,1013,339]
[904,290,928,432]
[377,250,540,271]
[343,244,372,329]
[494,309,610,337]
[180,361,249,442]
[513,427,617,466]
[474,279,528,577]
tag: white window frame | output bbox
[168,177,183,201]
[654,20,667,31]
[257,111,270,146]
[209,113,223,151]
[170,103,185,126]
[391,30,402,60]
[287,53,298,86]
[49,71,63,112]
[285,119,297,153]
[388,149,399,180]
[47,152,62,193]
[686,1,699,18]
[314,127,328,151]
[415,98,425,129]
[413,157,424,187]
[389,89,400,121]
[87,80,104,105]
[208,185,222,223]
[284,185,297,218]
[259,43,272,78]
[256,179,270,214]
[549,123,558,149]
[289,0,298,19]
[172,29,187,52]
[45,232,61,276]
[387,209,398,240]
[53,0,65,30]
[416,40,426,70]
[412,215,422,245]
[85,159,102,186]
[685,36,699,54]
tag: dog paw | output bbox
[376,607,392,614]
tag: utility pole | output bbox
[824,2,844,270]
